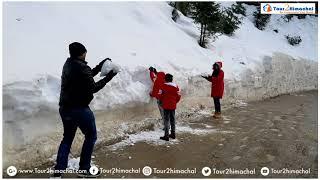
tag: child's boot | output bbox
[213,112,218,118]
[160,136,169,141]
[213,112,222,119]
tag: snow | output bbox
[215,6,317,62]
[4,2,211,83]
[67,157,81,170]
[3,2,317,109]
[49,155,96,171]
[3,1,317,168]
[108,124,229,151]
[100,60,121,77]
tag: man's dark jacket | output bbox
[59,57,114,108]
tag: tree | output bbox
[172,8,179,22]
[253,7,271,30]
[168,1,176,8]
[176,2,192,16]
[221,7,241,35]
[285,35,302,46]
[168,2,192,17]
[231,2,246,16]
[189,2,222,48]
[297,14,307,19]
[283,14,294,22]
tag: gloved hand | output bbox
[149,66,154,72]
[107,70,118,78]
[105,58,112,62]
[102,70,118,83]
[97,58,112,71]
[201,75,207,79]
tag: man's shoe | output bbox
[160,136,169,141]
[77,168,101,178]
[169,134,176,139]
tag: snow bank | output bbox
[3,2,317,168]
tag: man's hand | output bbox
[107,70,118,78]
[104,58,112,62]
[100,70,118,86]
[153,67,157,74]
[202,75,212,82]
[149,66,154,72]
[97,58,112,71]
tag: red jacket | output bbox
[159,82,181,110]
[206,62,224,98]
[150,71,165,99]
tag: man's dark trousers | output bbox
[55,107,97,171]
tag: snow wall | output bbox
[3,52,317,168]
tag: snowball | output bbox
[100,60,121,77]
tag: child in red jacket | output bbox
[149,67,166,127]
[202,61,224,119]
[159,73,181,141]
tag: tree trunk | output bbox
[202,24,206,47]
[199,23,203,46]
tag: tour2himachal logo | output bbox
[263,4,272,12]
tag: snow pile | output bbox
[3,1,317,168]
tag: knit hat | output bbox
[165,73,173,82]
[69,42,87,58]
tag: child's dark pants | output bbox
[163,109,176,137]
[213,98,221,113]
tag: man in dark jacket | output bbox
[54,42,117,177]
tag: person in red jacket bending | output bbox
[159,73,181,141]
[202,62,224,119]
[149,67,166,126]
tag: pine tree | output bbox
[168,2,192,17]
[231,2,246,16]
[175,2,192,16]
[284,14,294,22]
[221,7,241,35]
[172,8,179,22]
[189,2,222,48]
[253,7,271,30]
